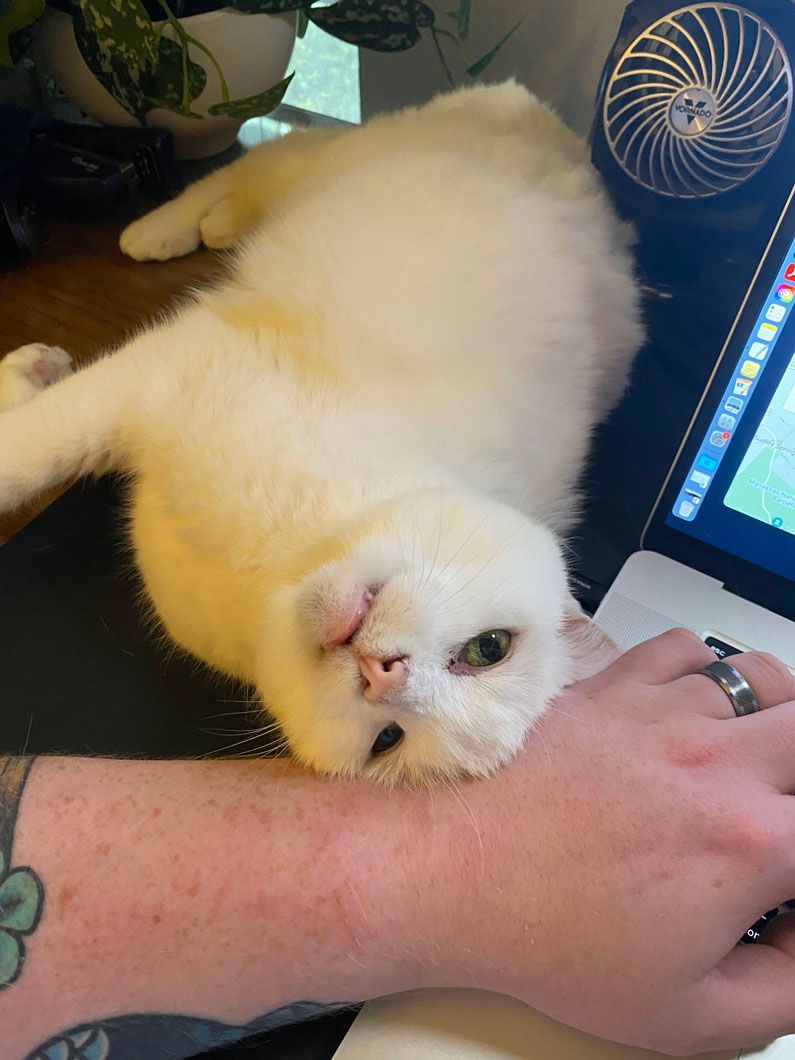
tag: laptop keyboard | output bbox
[704,635,743,660]
[703,630,795,674]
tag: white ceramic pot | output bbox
[40,7,296,159]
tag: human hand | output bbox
[4,629,793,1060]
[434,629,795,1055]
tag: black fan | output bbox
[592,0,795,281]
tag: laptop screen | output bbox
[653,189,795,586]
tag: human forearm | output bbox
[1,755,461,1058]
[5,631,795,1059]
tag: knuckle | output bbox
[662,727,728,771]
[666,627,703,649]
[744,651,794,700]
[711,808,782,866]
[662,627,713,661]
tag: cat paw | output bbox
[0,344,73,411]
[4,343,73,385]
[120,205,201,262]
[198,197,238,250]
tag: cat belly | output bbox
[129,477,259,683]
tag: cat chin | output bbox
[292,697,548,785]
[282,713,534,785]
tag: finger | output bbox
[696,936,795,1048]
[671,652,795,720]
[589,627,715,688]
[733,701,795,792]
[761,910,795,957]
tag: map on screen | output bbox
[724,349,795,535]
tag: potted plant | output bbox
[0,1,526,158]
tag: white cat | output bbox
[0,82,641,783]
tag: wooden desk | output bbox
[0,214,220,543]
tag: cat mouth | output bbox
[322,586,377,649]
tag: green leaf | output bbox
[72,0,160,120]
[0,867,43,934]
[296,7,308,37]
[224,0,308,12]
[0,0,44,66]
[144,35,207,116]
[456,0,470,40]
[0,930,22,988]
[309,0,434,52]
[466,13,526,77]
[207,72,294,119]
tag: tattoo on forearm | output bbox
[27,1001,355,1059]
[0,756,43,990]
[0,755,353,1057]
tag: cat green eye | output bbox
[461,629,512,668]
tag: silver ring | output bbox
[696,660,760,717]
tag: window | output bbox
[239,15,360,149]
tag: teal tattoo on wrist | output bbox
[0,756,43,989]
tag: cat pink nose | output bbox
[358,655,407,702]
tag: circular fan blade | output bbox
[603,4,793,198]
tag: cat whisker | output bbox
[420,507,497,607]
[199,712,283,735]
[529,716,553,769]
[426,777,438,846]
[549,703,592,725]
[223,744,289,760]
[211,727,292,758]
[413,484,446,598]
[433,547,505,612]
[434,520,525,611]
[434,573,513,619]
[196,724,286,759]
[197,726,259,737]
[201,707,261,721]
[440,775,485,880]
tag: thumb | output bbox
[699,914,795,1049]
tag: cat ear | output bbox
[561,596,622,684]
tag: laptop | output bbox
[595,185,795,673]
[333,192,795,1060]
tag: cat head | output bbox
[256,490,617,784]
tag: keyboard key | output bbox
[704,636,744,660]
[701,631,795,674]
[740,908,780,944]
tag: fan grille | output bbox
[604,3,793,198]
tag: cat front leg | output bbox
[0,332,160,511]
[119,166,233,262]
[120,126,342,262]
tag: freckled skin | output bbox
[3,632,795,1058]
[57,884,76,912]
